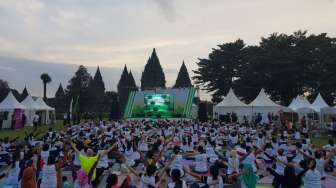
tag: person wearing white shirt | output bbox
[323,139,336,151]
[227,150,239,175]
[303,159,321,188]
[275,149,287,175]
[33,113,39,129]
[168,169,187,188]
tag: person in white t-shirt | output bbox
[168,169,187,188]
[33,113,39,130]
[303,159,321,188]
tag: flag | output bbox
[73,96,79,113]
[69,98,73,114]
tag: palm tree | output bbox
[40,73,52,99]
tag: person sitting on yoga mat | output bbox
[168,169,187,188]
[184,165,224,188]
[184,145,208,173]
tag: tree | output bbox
[20,86,29,102]
[88,67,106,112]
[173,61,192,88]
[141,48,166,90]
[40,73,52,99]
[193,31,336,105]
[0,79,10,102]
[193,39,246,103]
[65,65,92,112]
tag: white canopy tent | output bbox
[311,94,336,124]
[0,91,26,128]
[249,89,283,123]
[213,88,251,121]
[288,95,317,123]
[311,93,336,113]
[289,95,316,114]
[21,95,40,126]
[34,97,55,125]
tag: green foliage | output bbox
[40,73,52,99]
[65,65,92,112]
[141,48,166,90]
[0,79,10,102]
[40,73,52,83]
[173,61,192,88]
[193,31,336,105]
[193,39,246,103]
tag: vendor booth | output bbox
[21,95,40,127]
[34,97,56,125]
[213,88,251,122]
[249,89,283,123]
[0,91,27,129]
[311,93,336,126]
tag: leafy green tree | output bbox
[40,73,52,99]
[193,31,336,105]
[141,48,166,90]
[173,61,192,88]
[193,39,246,103]
[0,79,10,102]
[65,65,92,112]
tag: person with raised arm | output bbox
[123,154,176,188]
[70,141,118,182]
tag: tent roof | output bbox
[311,93,329,112]
[288,97,298,109]
[216,88,247,107]
[35,97,54,110]
[249,89,280,107]
[21,95,40,110]
[0,91,26,110]
[289,95,315,112]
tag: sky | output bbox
[0,0,336,100]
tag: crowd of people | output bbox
[0,118,336,188]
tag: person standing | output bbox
[0,112,3,130]
[63,113,67,126]
[33,113,39,130]
[21,160,37,188]
[303,159,322,188]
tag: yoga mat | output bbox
[256,186,272,188]
[322,178,336,188]
[257,176,273,185]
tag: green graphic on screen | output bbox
[123,88,196,119]
[144,94,173,118]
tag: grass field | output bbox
[0,120,65,140]
[0,122,335,148]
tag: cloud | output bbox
[151,0,177,21]
[0,65,16,71]
[0,0,336,101]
